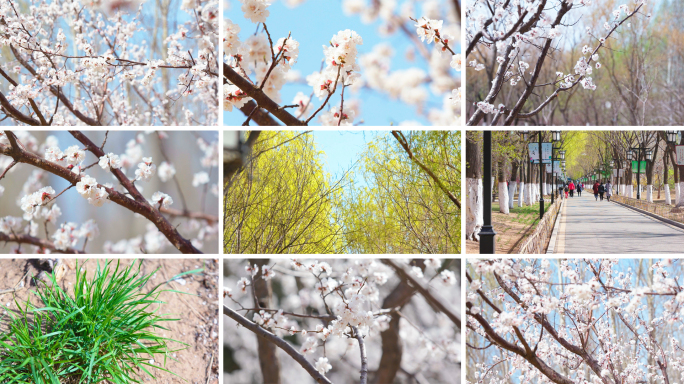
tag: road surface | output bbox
[555,194,684,253]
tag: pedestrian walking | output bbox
[577,183,582,197]
[569,181,575,197]
[564,185,569,199]
[593,181,600,201]
[558,184,564,200]
[599,182,606,201]
[605,181,612,202]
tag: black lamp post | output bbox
[551,131,561,203]
[629,146,653,200]
[480,131,496,254]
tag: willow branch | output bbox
[391,131,461,208]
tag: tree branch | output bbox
[382,259,461,327]
[391,131,461,208]
[224,63,305,126]
[238,100,282,126]
[1,131,201,254]
[223,304,333,384]
[0,233,85,254]
[352,326,368,384]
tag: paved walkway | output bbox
[556,194,684,253]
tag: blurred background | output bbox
[0,130,219,254]
[225,0,460,126]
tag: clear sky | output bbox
[225,0,459,126]
[311,130,376,175]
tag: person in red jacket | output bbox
[568,181,575,197]
[593,181,600,201]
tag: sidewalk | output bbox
[555,194,684,253]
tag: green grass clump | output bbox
[0,260,191,384]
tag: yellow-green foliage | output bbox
[223,131,460,254]
[224,131,344,254]
[340,131,460,254]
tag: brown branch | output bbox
[390,131,461,208]
[0,159,17,181]
[382,259,460,327]
[224,63,305,126]
[1,131,201,254]
[159,207,218,222]
[238,100,282,126]
[223,305,333,384]
[0,90,41,126]
[68,131,200,253]
[10,46,101,126]
[0,233,85,254]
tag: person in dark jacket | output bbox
[577,183,582,197]
[593,181,600,201]
[598,182,606,201]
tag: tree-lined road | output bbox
[556,194,684,253]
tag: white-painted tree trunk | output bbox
[619,184,625,196]
[508,181,517,209]
[679,182,684,207]
[676,184,681,206]
[646,185,653,203]
[518,182,524,207]
[466,178,483,240]
[499,182,509,214]
[665,186,671,205]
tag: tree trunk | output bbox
[509,161,519,209]
[518,161,525,207]
[466,132,483,240]
[664,149,671,205]
[498,158,509,214]
[249,259,282,384]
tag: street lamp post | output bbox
[629,146,654,200]
[537,132,544,219]
[551,131,561,204]
[480,131,496,254]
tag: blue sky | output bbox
[225,0,459,126]
[312,130,375,175]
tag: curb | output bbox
[611,201,684,232]
[546,200,563,254]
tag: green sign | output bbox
[631,161,646,173]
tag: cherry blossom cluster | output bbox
[467,258,684,384]
[225,258,460,383]
[225,0,460,125]
[466,0,647,124]
[0,131,218,254]
[0,0,218,125]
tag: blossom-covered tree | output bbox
[466,0,649,126]
[467,258,684,384]
[0,130,219,253]
[224,258,460,383]
[0,0,218,126]
[224,0,460,126]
